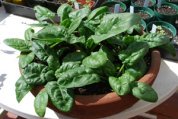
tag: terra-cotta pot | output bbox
[31,50,161,119]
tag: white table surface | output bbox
[0,6,178,119]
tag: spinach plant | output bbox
[4,4,176,117]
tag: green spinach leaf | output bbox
[15,76,32,102]
[34,89,48,117]
[45,81,74,112]
[19,52,35,68]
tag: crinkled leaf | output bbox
[34,89,48,117]
[34,5,55,21]
[47,55,60,70]
[92,13,141,43]
[4,38,30,52]
[132,82,158,102]
[56,66,100,88]
[82,51,108,68]
[118,42,149,66]
[136,33,170,48]
[125,59,147,81]
[109,76,131,96]
[57,4,73,22]
[19,52,35,68]
[56,62,80,74]
[45,81,74,112]
[35,25,66,39]
[23,63,55,85]
[15,76,32,102]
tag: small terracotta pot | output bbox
[31,50,161,119]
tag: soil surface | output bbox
[136,11,150,20]
[156,26,173,39]
[157,5,177,15]
[134,0,154,7]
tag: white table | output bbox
[0,6,178,119]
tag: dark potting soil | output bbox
[136,11,150,20]
[157,5,177,15]
[109,6,125,13]
[134,0,154,7]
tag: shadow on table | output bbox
[0,74,6,90]
[0,49,15,54]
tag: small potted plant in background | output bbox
[3,4,176,118]
[154,2,178,25]
[107,0,131,7]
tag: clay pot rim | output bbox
[74,50,161,106]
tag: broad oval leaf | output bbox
[34,5,55,21]
[56,66,100,88]
[109,76,131,96]
[132,82,158,102]
[56,62,80,74]
[82,51,108,68]
[45,81,74,112]
[118,42,149,66]
[34,89,48,117]
[4,38,30,52]
[69,7,90,20]
[92,13,141,44]
[15,76,32,102]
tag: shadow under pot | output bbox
[131,0,156,9]
[24,0,46,8]
[133,7,155,23]
[102,1,127,13]
[146,21,177,40]
[154,3,178,24]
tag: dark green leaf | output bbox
[23,63,55,85]
[15,76,32,102]
[4,38,30,52]
[34,89,48,117]
[63,51,87,62]
[132,82,158,102]
[35,25,66,39]
[159,42,176,56]
[65,35,85,44]
[82,51,108,68]
[68,18,82,34]
[56,62,80,74]
[92,13,141,43]
[109,76,131,96]
[45,81,74,112]
[125,59,147,81]
[118,42,149,66]
[34,5,55,21]
[19,52,35,68]
[56,66,100,88]
[57,4,73,22]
